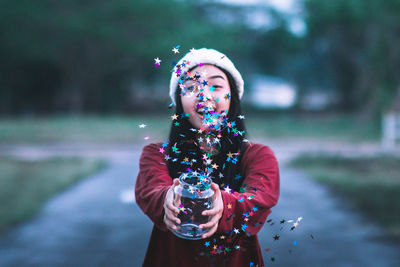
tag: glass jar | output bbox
[171,172,215,240]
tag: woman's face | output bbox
[180,64,231,131]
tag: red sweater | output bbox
[135,142,280,267]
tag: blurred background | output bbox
[1,0,400,266]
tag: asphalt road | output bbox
[0,143,399,266]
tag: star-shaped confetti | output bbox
[154,57,161,67]
[172,46,180,53]
[224,186,232,193]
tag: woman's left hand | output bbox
[199,182,224,238]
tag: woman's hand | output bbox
[163,178,181,231]
[199,182,224,238]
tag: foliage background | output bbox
[1,0,399,118]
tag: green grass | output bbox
[291,154,400,239]
[0,115,171,144]
[246,112,380,142]
[0,112,380,144]
[0,156,106,233]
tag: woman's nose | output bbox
[196,93,216,110]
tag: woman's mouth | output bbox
[196,109,204,119]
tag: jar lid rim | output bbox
[178,172,212,188]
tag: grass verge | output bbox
[0,112,380,144]
[290,154,400,239]
[0,156,106,234]
[246,112,380,142]
[0,115,170,144]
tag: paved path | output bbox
[0,142,399,266]
[0,152,149,267]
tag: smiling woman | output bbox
[135,48,280,267]
[181,64,231,131]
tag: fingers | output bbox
[164,179,180,214]
[202,223,218,239]
[201,182,223,217]
[165,200,180,214]
[199,213,220,229]
[165,207,181,225]
[172,178,180,186]
[163,178,182,230]
[210,182,220,192]
[163,214,180,231]
[202,206,222,216]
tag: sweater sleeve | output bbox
[135,143,172,232]
[216,144,280,236]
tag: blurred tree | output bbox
[0,0,246,114]
[304,0,400,117]
[250,0,400,117]
[250,11,317,109]
[252,23,309,85]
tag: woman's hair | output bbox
[167,65,248,191]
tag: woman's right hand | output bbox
[163,178,181,231]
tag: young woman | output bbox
[135,48,280,266]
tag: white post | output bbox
[396,113,400,143]
[382,112,396,147]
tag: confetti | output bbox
[154,57,161,67]
[172,45,180,54]
[224,186,232,193]
[149,47,305,264]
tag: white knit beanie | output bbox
[169,48,244,106]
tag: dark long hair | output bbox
[166,65,248,192]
